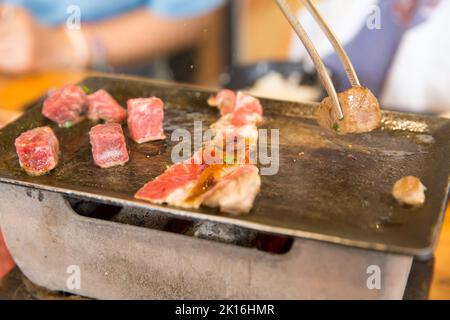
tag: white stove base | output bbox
[0,183,412,299]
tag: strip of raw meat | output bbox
[89,123,129,168]
[127,97,166,143]
[231,92,263,126]
[200,92,263,214]
[15,126,60,176]
[207,89,236,115]
[135,158,208,208]
[87,89,127,123]
[42,85,88,127]
[211,91,263,129]
[135,91,263,215]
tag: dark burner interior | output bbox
[66,196,294,254]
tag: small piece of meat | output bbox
[135,161,207,208]
[211,92,263,129]
[204,125,259,166]
[42,85,88,127]
[230,92,263,127]
[127,97,166,143]
[392,176,427,207]
[235,92,263,115]
[201,165,261,215]
[316,86,381,134]
[15,126,60,176]
[87,89,127,123]
[89,123,129,168]
[208,89,236,115]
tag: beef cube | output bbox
[127,97,165,143]
[87,89,127,123]
[42,85,88,127]
[316,86,381,134]
[15,126,60,176]
[89,123,129,168]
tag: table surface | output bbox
[0,71,449,300]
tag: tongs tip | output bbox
[276,0,362,121]
[330,91,344,120]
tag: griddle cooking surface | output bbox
[0,75,449,256]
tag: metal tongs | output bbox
[276,0,361,120]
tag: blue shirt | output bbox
[5,0,225,25]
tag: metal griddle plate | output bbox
[0,75,449,257]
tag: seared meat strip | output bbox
[135,152,208,209]
[136,91,264,215]
[201,165,261,215]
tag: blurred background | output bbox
[0,0,449,299]
[1,0,449,120]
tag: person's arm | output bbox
[82,8,218,68]
[0,5,221,75]
[0,6,75,74]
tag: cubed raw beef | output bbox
[15,126,60,176]
[42,85,88,127]
[87,89,127,123]
[127,97,165,143]
[89,123,129,168]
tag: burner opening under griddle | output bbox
[67,197,122,220]
[66,196,294,255]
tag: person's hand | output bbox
[0,5,79,75]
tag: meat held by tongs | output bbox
[276,0,382,134]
